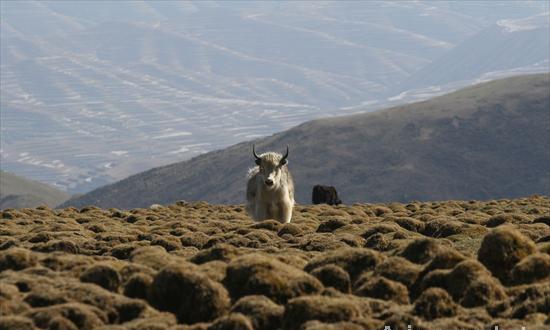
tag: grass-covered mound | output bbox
[1,196,549,329]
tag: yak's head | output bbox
[253,145,289,190]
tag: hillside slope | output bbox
[2,1,548,193]
[0,171,70,209]
[63,74,550,208]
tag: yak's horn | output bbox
[281,145,289,162]
[253,144,261,160]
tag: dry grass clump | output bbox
[0,283,30,316]
[354,276,409,304]
[223,254,323,303]
[230,295,284,330]
[129,245,181,270]
[298,320,364,330]
[477,226,536,283]
[123,273,152,300]
[316,219,350,233]
[0,248,37,271]
[79,264,121,292]
[392,216,425,233]
[310,264,351,293]
[1,197,549,329]
[304,248,383,281]
[398,238,446,264]
[298,233,350,252]
[0,316,35,330]
[419,259,507,307]
[278,223,302,237]
[489,283,550,320]
[413,287,459,320]
[373,256,421,288]
[190,244,239,264]
[509,253,550,285]
[24,289,67,308]
[148,264,230,324]
[207,313,254,330]
[282,295,362,330]
[24,303,108,329]
[380,312,426,330]
[423,217,466,237]
[484,213,533,227]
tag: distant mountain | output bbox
[0,171,69,209]
[62,74,550,208]
[396,13,550,92]
[2,1,548,193]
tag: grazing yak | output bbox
[312,185,342,205]
[246,145,295,223]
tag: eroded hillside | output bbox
[1,197,549,329]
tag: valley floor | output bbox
[1,197,549,329]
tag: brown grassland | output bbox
[1,196,549,330]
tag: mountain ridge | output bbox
[0,171,70,209]
[2,1,548,193]
[62,73,550,208]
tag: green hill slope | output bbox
[0,171,70,208]
[63,74,550,208]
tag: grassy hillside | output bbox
[63,74,550,209]
[0,171,69,208]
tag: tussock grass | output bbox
[1,196,549,328]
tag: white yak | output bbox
[246,145,295,223]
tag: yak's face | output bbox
[256,153,287,189]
